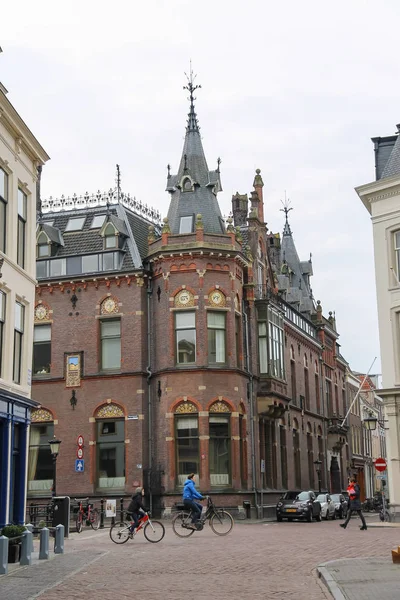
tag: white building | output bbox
[356,125,400,516]
[0,81,49,526]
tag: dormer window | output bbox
[91,215,106,229]
[65,217,86,232]
[104,222,117,248]
[179,215,193,234]
[37,231,50,257]
[183,178,193,192]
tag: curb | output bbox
[317,565,347,600]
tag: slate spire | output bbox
[166,68,225,235]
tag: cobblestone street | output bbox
[2,517,400,600]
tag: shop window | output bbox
[28,422,54,495]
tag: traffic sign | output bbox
[75,459,84,472]
[76,448,83,459]
[377,474,387,480]
[374,457,387,472]
[77,435,84,448]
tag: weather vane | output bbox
[183,60,201,105]
[280,191,293,222]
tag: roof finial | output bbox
[167,164,171,179]
[217,157,221,173]
[116,164,122,204]
[280,192,293,235]
[183,61,201,132]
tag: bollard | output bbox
[39,527,50,560]
[25,523,34,553]
[100,498,104,529]
[0,536,9,575]
[20,531,32,566]
[54,524,64,554]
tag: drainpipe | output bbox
[243,303,258,516]
[319,355,330,492]
[146,278,153,513]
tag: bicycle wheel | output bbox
[90,508,100,530]
[143,520,165,543]
[380,509,391,523]
[210,510,234,536]
[109,521,131,544]
[172,511,195,538]
[76,513,83,534]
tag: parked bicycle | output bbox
[109,512,165,544]
[172,496,234,537]
[75,497,100,533]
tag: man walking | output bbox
[340,477,367,530]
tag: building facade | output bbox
[31,81,357,516]
[0,82,49,526]
[356,125,400,516]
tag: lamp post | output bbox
[48,437,62,497]
[314,459,322,494]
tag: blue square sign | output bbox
[75,459,84,473]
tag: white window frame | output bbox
[179,216,193,234]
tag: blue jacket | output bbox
[183,478,203,501]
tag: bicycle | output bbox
[75,497,100,533]
[109,512,165,544]
[172,496,234,538]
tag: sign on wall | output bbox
[106,499,116,517]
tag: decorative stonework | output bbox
[31,408,53,422]
[208,290,226,307]
[174,290,195,308]
[100,296,119,315]
[65,353,82,387]
[95,403,125,419]
[209,401,230,413]
[34,303,50,322]
[234,296,240,312]
[175,402,197,414]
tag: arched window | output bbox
[175,402,199,486]
[209,401,231,488]
[37,231,50,257]
[183,178,192,192]
[28,409,54,495]
[95,403,125,490]
[104,222,117,249]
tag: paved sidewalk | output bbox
[318,557,400,600]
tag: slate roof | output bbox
[279,217,315,316]
[381,130,400,179]
[37,203,153,277]
[166,97,225,235]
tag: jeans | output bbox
[343,509,366,528]
[184,500,202,523]
[128,512,140,532]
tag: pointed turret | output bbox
[166,70,225,235]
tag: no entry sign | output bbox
[374,457,387,472]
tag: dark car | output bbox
[276,490,322,522]
[330,493,348,518]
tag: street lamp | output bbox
[48,436,61,497]
[313,459,322,494]
[363,416,378,431]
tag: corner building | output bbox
[32,82,353,517]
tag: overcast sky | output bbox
[2,0,399,375]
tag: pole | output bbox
[52,455,57,497]
[340,357,377,428]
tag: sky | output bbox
[2,0,399,374]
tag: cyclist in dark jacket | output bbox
[127,487,149,534]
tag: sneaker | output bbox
[340,524,346,529]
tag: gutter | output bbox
[243,302,258,516]
[146,278,153,513]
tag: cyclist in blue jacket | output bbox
[183,473,205,529]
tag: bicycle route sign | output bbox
[75,459,85,472]
[374,457,387,472]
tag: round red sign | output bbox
[77,448,84,459]
[77,435,84,448]
[374,457,387,472]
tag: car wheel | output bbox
[315,512,322,522]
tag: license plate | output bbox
[286,509,297,513]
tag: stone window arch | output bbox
[95,402,125,490]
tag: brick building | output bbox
[31,78,353,517]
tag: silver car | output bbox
[316,493,336,520]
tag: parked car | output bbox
[330,493,348,519]
[316,493,336,520]
[276,490,322,522]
